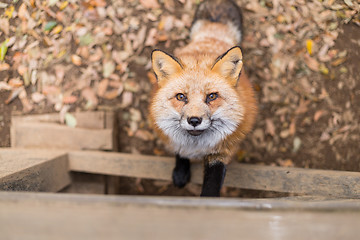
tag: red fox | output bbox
[149,0,258,196]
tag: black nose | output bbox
[187,117,202,127]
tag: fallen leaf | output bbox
[314,110,326,122]
[289,118,296,136]
[103,89,120,99]
[0,18,9,35]
[306,39,313,55]
[277,159,294,167]
[63,95,78,104]
[103,61,115,78]
[81,87,98,109]
[0,39,9,61]
[17,65,28,76]
[320,131,330,141]
[295,99,310,115]
[140,0,160,9]
[65,113,77,128]
[4,5,14,18]
[304,54,319,71]
[51,25,63,35]
[145,28,158,47]
[135,130,154,141]
[19,88,33,112]
[331,57,346,66]
[71,54,82,66]
[0,63,10,71]
[130,108,142,122]
[59,1,69,10]
[97,79,109,97]
[5,87,23,104]
[280,129,290,139]
[121,91,133,108]
[79,33,94,46]
[124,80,140,92]
[292,137,302,153]
[44,21,57,32]
[0,81,11,91]
[265,118,276,136]
[8,78,23,88]
[319,64,329,74]
[31,92,45,103]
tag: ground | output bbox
[0,0,359,196]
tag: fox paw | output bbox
[172,167,191,188]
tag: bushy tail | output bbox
[192,0,243,39]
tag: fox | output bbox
[149,0,258,197]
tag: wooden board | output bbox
[0,149,70,192]
[11,111,114,129]
[11,112,115,150]
[1,148,360,197]
[68,150,360,198]
[1,192,360,240]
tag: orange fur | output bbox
[149,14,257,165]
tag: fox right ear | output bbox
[211,46,243,86]
[151,50,183,85]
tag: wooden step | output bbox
[0,192,360,240]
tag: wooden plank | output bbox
[11,122,113,150]
[1,192,360,240]
[11,111,111,129]
[0,149,70,192]
[68,151,173,180]
[60,172,106,194]
[68,151,360,198]
[11,111,115,150]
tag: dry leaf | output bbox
[63,95,78,104]
[289,118,296,136]
[304,54,319,71]
[121,91,133,108]
[31,92,45,103]
[140,0,160,9]
[18,3,29,21]
[5,87,23,104]
[145,28,158,47]
[97,79,109,97]
[19,88,33,112]
[306,39,313,55]
[265,118,276,136]
[277,159,294,167]
[71,54,82,66]
[135,130,154,141]
[314,110,326,122]
[0,63,10,71]
[331,57,346,66]
[81,87,98,108]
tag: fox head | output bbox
[150,46,245,158]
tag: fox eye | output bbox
[175,93,187,102]
[206,92,218,103]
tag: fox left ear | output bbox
[151,50,183,86]
[211,46,243,86]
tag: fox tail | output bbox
[191,0,243,43]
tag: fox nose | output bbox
[187,117,202,127]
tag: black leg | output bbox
[172,154,191,188]
[200,161,226,197]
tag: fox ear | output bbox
[211,46,243,86]
[151,50,183,85]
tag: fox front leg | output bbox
[200,158,227,197]
[172,154,191,188]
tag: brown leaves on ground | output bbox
[0,0,359,169]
